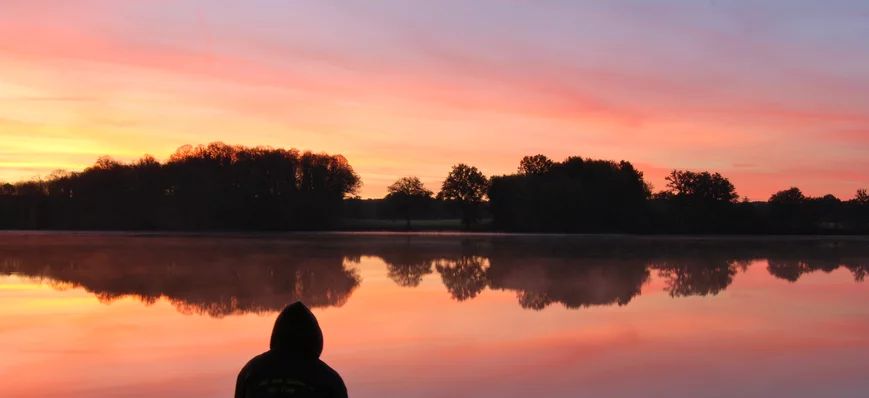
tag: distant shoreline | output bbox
[2,143,867,235]
[1,229,868,242]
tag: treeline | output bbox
[0,142,361,230]
[489,155,650,232]
[1,146,868,233]
[368,155,869,234]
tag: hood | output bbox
[269,302,324,359]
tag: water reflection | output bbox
[655,258,736,297]
[381,252,435,288]
[487,256,650,310]
[0,236,361,317]
[1,235,868,316]
[767,256,869,283]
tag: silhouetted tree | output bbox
[652,191,676,200]
[93,155,122,170]
[438,164,488,229]
[812,194,845,228]
[0,142,361,231]
[856,189,869,205]
[853,189,869,232]
[665,170,738,202]
[385,176,434,229]
[768,187,813,233]
[4,143,869,235]
[518,155,554,176]
[770,187,806,204]
[490,156,651,232]
[655,170,744,233]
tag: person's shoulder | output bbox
[316,360,347,397]
[238,351,275,376]
[316,360,346,385]
[236,352,275,398]
[315,359,341,375]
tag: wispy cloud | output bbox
[0,0,867,197]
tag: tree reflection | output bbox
[436,256,489,301]
[371,238,869,310]
[0,237,361,317]
[2,235,867,314]
[767,259,810,282]
[768,257,869,283]
[487,256,651,310]
[845,262,869,282]
[764,243,869,283]
[516,291,552,310]
[385,238,868,310]
[654,259,737,297]
[381,252,435,288]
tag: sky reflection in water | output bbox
[1,234,868,398]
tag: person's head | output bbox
[270,302,324,359]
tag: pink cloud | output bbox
[0,1,867,198]
[829,130,869,144]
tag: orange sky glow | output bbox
[1,1,868,198]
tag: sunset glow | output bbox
[1,1,868,198]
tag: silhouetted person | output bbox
[235,302,348,398]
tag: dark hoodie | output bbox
[235,302,348,398]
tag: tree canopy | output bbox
[489,156,651,232]
[388,176,433,197]
[518,155,554,176]
[855,188,868,205]
[770,187,806,204]
[438,164,488,228]
[385,176,434,229]
[665,170,739,203]
[0,142,361,230]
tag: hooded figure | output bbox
[235,302,348,398]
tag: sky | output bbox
[1,0,868,199]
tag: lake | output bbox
[1,233,868,398]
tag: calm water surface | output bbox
[1,233,868,398]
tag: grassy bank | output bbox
[334,218,492,232]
